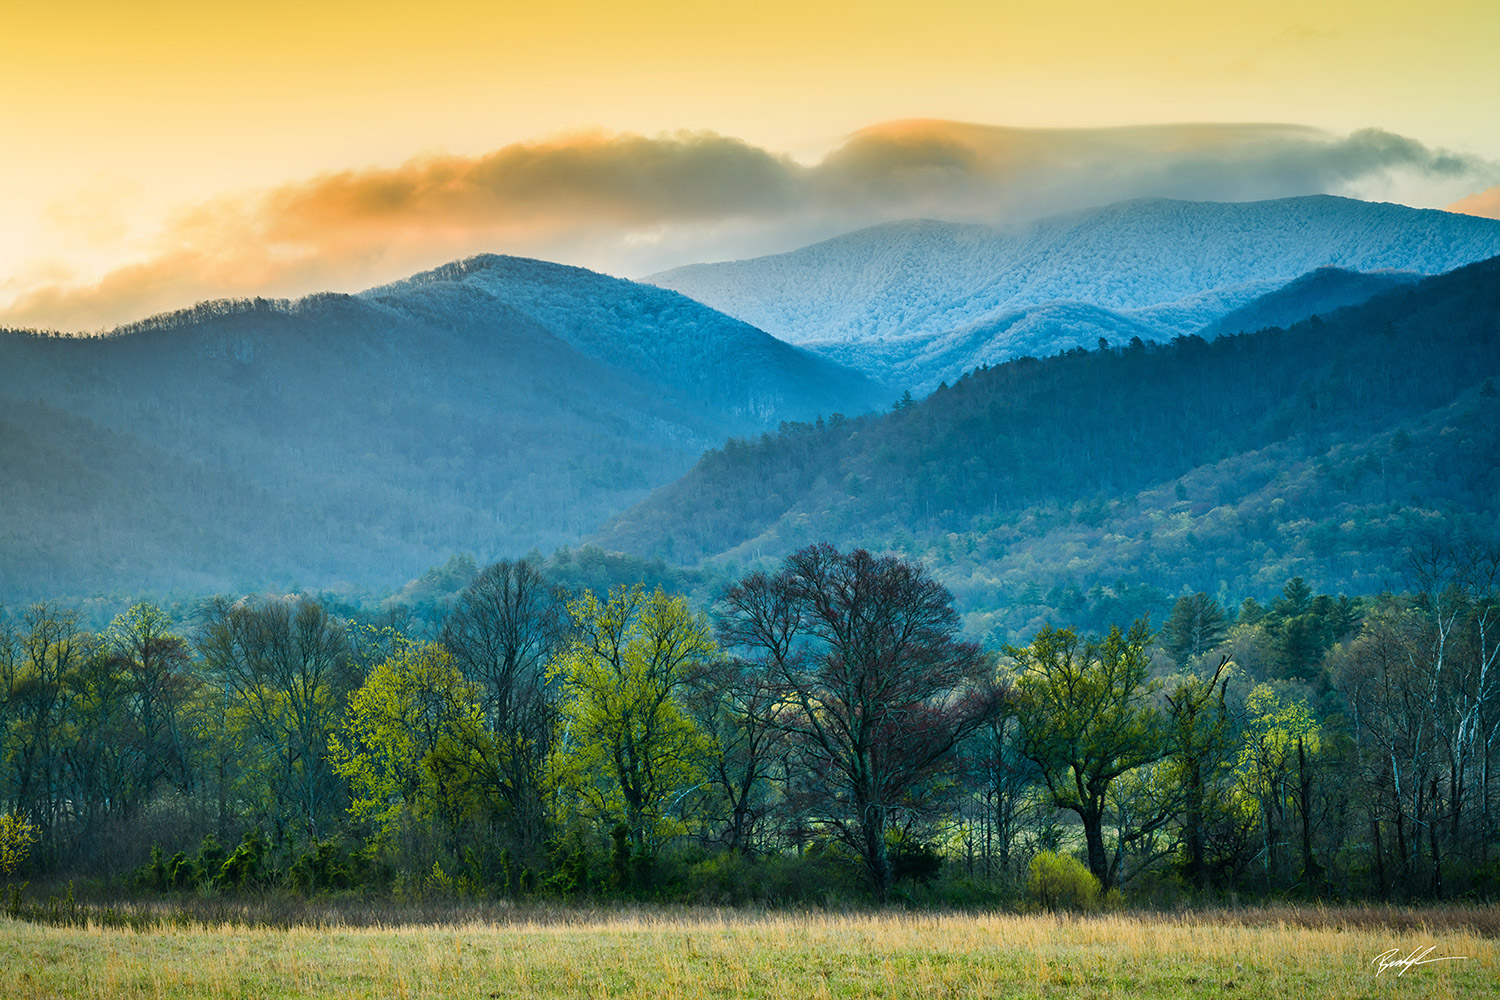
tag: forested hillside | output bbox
[1201,266,1420,338]
[0,256,881,600]
[650,196,1500,388]
[602,255,1500,639]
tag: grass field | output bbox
[1,905,1495,999]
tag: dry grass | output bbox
[1,906,1495,998]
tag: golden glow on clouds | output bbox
[3,2,1499,328]
[1448,187,1500,220]
[6,121,1491,332]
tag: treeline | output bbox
[3,543,1499,906]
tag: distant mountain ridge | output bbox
[603,254,1500,639]
[649,196,1500,388]
[1200,266,1421,338]
[0,255,882,599]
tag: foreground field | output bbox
[1,906,1495,999]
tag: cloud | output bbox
[1448,185,1500,220]
[814,120,1488,219]
[5,120,1495,332]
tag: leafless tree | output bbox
[439,559,569,852]
[719,544,1003,898]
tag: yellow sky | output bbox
[4,1,1499,329]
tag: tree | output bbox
[4,603,91,862]
[1163,593,1228,666]
[1235,684,1321,890]
[1162,655,1233,891]
[103,603,196,801]
[681,654,787,853]
[198,598,355,842]
[439,559,568,852]
[551,585,715,857]
[328,640,490,859]
[0,811,37,878]
[1010,619,1165,889]
[718,545,999,898]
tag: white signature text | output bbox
[1371,946,1468,976]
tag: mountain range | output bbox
[603,254,1500,639]
[5,195,1498,615]
[648,195,1500,389]
[0,256,880,599]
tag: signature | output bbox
[1371,946,1469,976]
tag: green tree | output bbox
[5,603,91,862]
[328,641,492,859]
[103,603,196,802]
[1010,619,1166,889]
[1163,656,1234,890]
[0,811,37,877]
[198,598,355,842]
[551,585,714,856]
[1163,593,1228,666]
[1236,684,1321,888]
[439,559,568,853]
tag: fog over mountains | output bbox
[650,196,1500,389]
[0,256,880,598]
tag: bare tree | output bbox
[439,559,569,852]
[719,544,1002,898]
[681,655,788,853]
[197,597,355,843]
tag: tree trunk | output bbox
[1297,736,1320,894]
[1186,762,1207,891]
[861,802,892,900]
[1429,776,1443,900]
[1371,817,1386,899]
[1083,805,1110,889]
[1392,763,1409,895]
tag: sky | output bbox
[4,0,1499,331]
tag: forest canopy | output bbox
[4,543,1498,907]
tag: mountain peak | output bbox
[650,195,1500,389]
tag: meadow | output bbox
[1,904,1495,999]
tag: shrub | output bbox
[218,830,267,889]
[194,834,227,886]
[288,840,351,894]
[890,838,943,886]
[1,813,38,877]
[1027,851,1101,911]
[168,852,194,890]
[136,844,168,891]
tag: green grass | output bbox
[1,906,1494,998]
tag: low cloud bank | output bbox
[7,120,1494,332]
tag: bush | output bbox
[0,813,38,878]
[168,852,194,890]
[890,838,943,886]
[1027,851,1101,911]
[217,830,267,889]
[194,834,227,886]
[288,840,352,894]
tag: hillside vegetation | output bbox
[0,256,881,599]
[603,255,1500,638]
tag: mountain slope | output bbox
[0,256,882,599]
[600,255,1500,637]
[1201,266,1421,337]
[649,196,1500,388]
